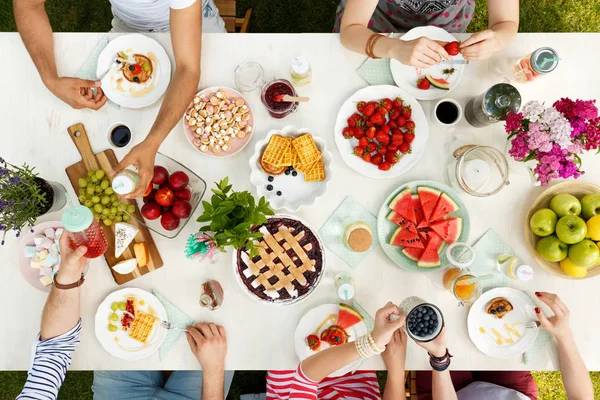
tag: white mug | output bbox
[432,98,463,128]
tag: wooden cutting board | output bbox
[64,123,163,284]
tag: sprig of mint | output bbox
[197,177,274,257]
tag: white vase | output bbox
[503,141,540,186]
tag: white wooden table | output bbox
[1,32,599,372]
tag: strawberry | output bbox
[388,120,397,129]
[385,151,400,164]
[396,116,406,127]
[370,113,384,125]
[444,41,460,56]
[353,146,365,157]
[363,104,375,117]
[378,161,392,171]
[405,120,416,132]
[378,146,387,155]
[381,124,391,135]
[391,131,404,145]
[356,101,366,113]
[367,101,379,109]
[371,154,383,165]
[403,131,415,143]
[365,120,373,128]
[388,108,400,120]
[342,127,354,139]
[375,132,390,145]
[362,152,371,163]
[376,106,388,116]
[392,97,403,109]
[347,113,362,127]
[367,142,378,153]
[417,77,431,90]
[387,144,399,152]
[365,126,376,139]
[402,106,412,119]
[399,141,411,154]
[381,98,393,111]
[358,137,369,148]
[353,126,365,139]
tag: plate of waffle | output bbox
[94,288,167,361]
[249,126,332,211]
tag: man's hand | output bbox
[381,328,407,373]
[186,322,227,374]
[391,37,450,69]
[459,30,500,61]
[47,77,107,110]
[54,233,88,285]
[111,140,158,199]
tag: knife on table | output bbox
[441,59,470,65]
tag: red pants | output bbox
[416,371,539,400]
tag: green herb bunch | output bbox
[197,177,274,256]
[0,157,48,245]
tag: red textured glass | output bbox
[67,219,108,258]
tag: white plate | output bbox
[294,303,367,378]
[94,288,167,361]
[390,26,465,101]
[18,221,63,293]
[467,287,539,359]
[97,34,171,109]
[249,126,332,211]
[334,85,429,179]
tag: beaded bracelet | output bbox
[355,332,385,359]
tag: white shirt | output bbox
[458,382,531,400]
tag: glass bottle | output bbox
[61,205,108,258]
[290,56,312,84]
[464,83,522,128]
[112,167,140,195]
[334,272,355,301]
[497,255,534,281]
[511,47,559,83]
[199,279,224,310]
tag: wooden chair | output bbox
[214,0,252,33]
[405,371,419,399]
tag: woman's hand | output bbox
[459,30,500,61]
[371,302,407,348]
[416,325,447,358]
[391,37,450,68]
[381,328,407,373]
[535,292,573,341]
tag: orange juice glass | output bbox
[451,273,482,306]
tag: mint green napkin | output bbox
[76,36,119,109]
[471,229,510,291]
[523,293,555,366]
[153,290,194,361]
[318,196,379,269]
[350,300,374,371]
[356,58,395,86]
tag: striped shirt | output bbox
[17,321,82,400]
[267,365,381,399]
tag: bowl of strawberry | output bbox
[131,152,206,238]
[334,85,428,179]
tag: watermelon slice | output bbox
[412,194,425,225]
[403,247,424,261]
[417,187,441,222]
[336,304,363,330]
[417,232,444,268]
[430,217,462,244]
[390,226,423,249]
[387,211,417,232]
[389,188,416,224]
[429,193,459,223]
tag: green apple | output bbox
[549,193,582,218]
[581,193,600,220]
[529,208,558,237]
[568,239,600,267]
[536,235,568,262]
[555,215,587,244]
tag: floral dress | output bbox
[333,0,476,34]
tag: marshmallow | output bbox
[39,267,53,276]
[24,246,37,258]
[44,228,55,240]
[39,276,53,287]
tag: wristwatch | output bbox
[54,273,86,290]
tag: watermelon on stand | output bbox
[429,192,459,223]
[390,225,423,249]
[417,231,445,268]
[417,187,441,222]
[336,304,363,330]
[389,188,416,224]
[430,217,462,244]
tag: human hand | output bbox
[371,302,407,349]
[535,292,573,341]
[416,325,447,358]
[54,233,88,284]
[111,140,158,199]
[381,328,407,372]
[459,30,500,61]
[186,322,227,374]
[391,37,450,68]
[47,77,107,110]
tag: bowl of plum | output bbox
[129,152,206,239]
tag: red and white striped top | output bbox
[267,364,381,400]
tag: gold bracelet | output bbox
[366,33,384,59]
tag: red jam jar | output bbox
[261,79,299,119]
[61,205,108,259]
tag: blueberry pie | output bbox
[486,297,513,319]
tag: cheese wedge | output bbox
[133,242,149,267]
[112,258,138,275]
[115,222,139,258]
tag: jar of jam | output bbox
[199,279,224,310]
[261,79,299,119]
[61,205,108,258]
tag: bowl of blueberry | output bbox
[404,302,444,343]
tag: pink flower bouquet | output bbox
[505,98,600,186]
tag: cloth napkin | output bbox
[356,58,396,86]
[76,36,120,109]
[318,196,379,269]
[523,293,555,366]
[152,290,194,361]
[349,300,375,372]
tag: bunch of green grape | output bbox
[107,301,126,332]
[77,169,136,227]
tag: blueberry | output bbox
[268,176,274,182]
[292,171,298,177]
[128,65,135,71]
[115,59,121,64]
[266,185,273,191]
[424,315,430,321]
[428,329,434,335]
[133,77,139,82]
[418,323,424,328]
[277,191,282,196]
[427,309,434,315]
[490,309,497,314]
[497,306,504,313]
[285,169,291,175]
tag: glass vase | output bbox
[503,141,540,186]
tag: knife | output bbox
[441,59,470,65]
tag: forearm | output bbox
[489,21,518,50]
[40,276,80,340]
[340,25,397,58]
[201,369,225,400]
[302,342,362,382]
[14,0,58,87]
[432,370,458,400]
[557,333,593,400]
[382,366,406,400]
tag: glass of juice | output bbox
[260,79,298,119]
[451,272,482,306]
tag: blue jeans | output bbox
[92,370,234,400]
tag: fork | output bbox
[160,320,187,331]
[524,321,540,329]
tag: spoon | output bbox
[273,94,310,103]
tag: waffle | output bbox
[261,135,291,167]
[128,312,157,343]
[280,139,295,167]
[259,158,286,175]
[485,297,513,319]
[292,134,321,167]
[304,160,325,182]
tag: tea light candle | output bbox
[463,159,490,183]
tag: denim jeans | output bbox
[92,370,234,400]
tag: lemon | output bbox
[587,215,600,241]
[559,257,588,278]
